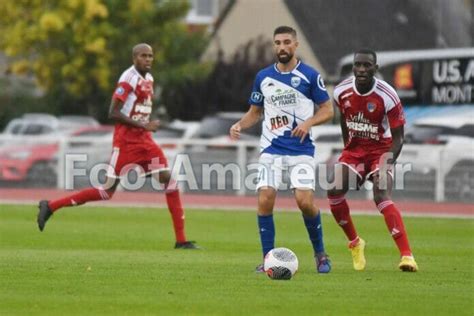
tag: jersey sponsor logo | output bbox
[251,91,263,103]
[317,74,327,91]
[270,115,289,130]
[291,76,301,88]
[270,89,298,107]
[346,112,379,141]
[367,102,376,112]
[116,86,125,95]
[135,104,152,114]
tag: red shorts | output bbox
[338,150,392,184]
[107,143,169,178]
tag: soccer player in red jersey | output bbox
[328,49,417,271]
[37,43,199,249]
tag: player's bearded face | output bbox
[277,50,293,64]
[273,34,297,64]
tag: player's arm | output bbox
[108,98,159,132]
[385,99,406,165]
[229,105,263,140]
[339,111,349,146]
[291,100,334,142]
[387,125,404,164]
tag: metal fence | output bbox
[0,134,472,203]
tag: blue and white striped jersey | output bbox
[249,61,329,156]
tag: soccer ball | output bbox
[264,247,299,280]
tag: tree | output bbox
[0,0,210,122]
[163,37,274,120]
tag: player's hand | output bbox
[291,121,311,143]
[229,122,241,140]
[144,120,160,132]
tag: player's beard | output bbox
[277,52,293,64]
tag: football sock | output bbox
[302,211,325,254]
[328,194,358,241]
[377,200,413,257]
[48,187,114,212]
[258,214,275,258]
[165,190,187,243]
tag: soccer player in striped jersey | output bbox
[230,26,334,274]
[329,49,418,272]
[37,43,199,249]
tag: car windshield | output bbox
[195,117,261,138]
[405,124,456,143]
[153,127,185,139]
[74,130,112,137]
[315,134,342,142]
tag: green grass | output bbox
[0,204,473,315]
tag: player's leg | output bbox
[372,169,417,272]
[294,189,331,273]
[327,162,366,270]
[255,187,277,272]
[37,174,119,232]
[152,169,199,249]
[289,156,330,273]
[254,154,281,272]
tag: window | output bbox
[186,0,217,24]
[455,124,474,138]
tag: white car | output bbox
[398,112,474,201]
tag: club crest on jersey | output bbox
[291,76,301,88]
[367,102,376,112]
[115,87,125,95]
[317,74,327,91]
[251,92,263,103]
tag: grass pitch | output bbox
[0,204,472,315]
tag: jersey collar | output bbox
[352,76,378,96]
[274,60,301,74]
[132,66,149,80]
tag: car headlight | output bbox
[6,150,32,160]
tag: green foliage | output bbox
[0,0,210,123]
[162,37,274,120]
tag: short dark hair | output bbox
[273,26,297,37]
[354,48,377,64]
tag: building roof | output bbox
[284,0,472,75]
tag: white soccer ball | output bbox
[264,247,299,280]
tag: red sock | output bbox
[48,187,113,212]
[328,195,358,242]
[165,190,187,243]
[377,200,412,257]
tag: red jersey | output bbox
[111,66,154,148]
[333,76,405,157]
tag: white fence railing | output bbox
[0,134,472,202]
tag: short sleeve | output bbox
[387,102,406,128]
[311,73,330,105]
[112,82,133,102]
[248,73,264,106]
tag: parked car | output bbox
[398,112,474,201]
[0,125,113,187]
[405,112,474,144]
[2,113,99,136]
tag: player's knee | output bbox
[100,188,115,200]
[295,197,313,212]
[258,192,275,208]
[159,171,171,184]
[327,188,345,198]
[373,192,389,205]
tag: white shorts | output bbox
[256,153,316,191]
